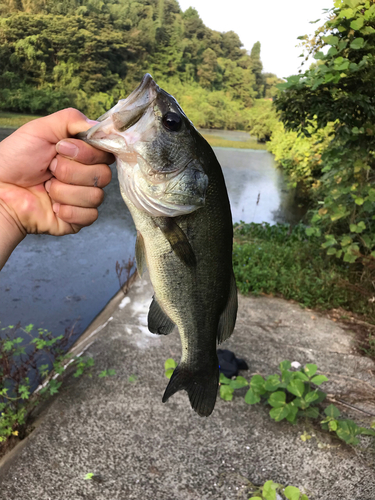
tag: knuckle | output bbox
[60,204,74,221]
[56,160,69,183]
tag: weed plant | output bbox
[233,222,373,316]
[164,359,375,447]
[0,323,99,446]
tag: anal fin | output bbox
[217,271,238,344]
[148,297,175,335]
[135,231,147,276]
[154,218,196,268]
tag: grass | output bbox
[233,222,375,316]
[0,112,42,128]
[202,134,267,150]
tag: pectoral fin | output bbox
[135,231,147,276]
[148,297,175,335]
[217,271,238,344]
[155,218,197,267]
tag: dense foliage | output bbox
[274,0,375,266]
[232,222,372,315]
[0,0,282,127]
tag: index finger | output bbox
[55,138,115,166]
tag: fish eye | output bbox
[162,112,182,132]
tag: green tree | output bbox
[250,41,264,97]
[275,0,375,265]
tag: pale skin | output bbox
[0,108,114,270]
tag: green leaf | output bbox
[358,427,375,436]
[350,38,364,49]
[84,473,94,480]
[287,379,305,398]
[327,47,338,56]
[128,374,137,382]
[324,404,341,418]
[229,376,248,389]
[244,388,261,405]
[268,391,286,408]
[350,18,364,31]
[305,391,319,404]
[303,407,320,419]
[314,51,325,60]
[270,408,289,427]
[323,35,339,45]
[284,485,302,500]
[340,8,354,19]
[355,197,364,205]
[329,420,338,431]
[311,375,329,386]
[219,372,232,385]
[292,372,309,382]
[165,369,174,379]
[220,384,234,401]
[285,403,299,423]
[263,480,278,500]
[279,360,292,371]
[327,247,337,255]
[264,375,281,391]
[250,374,266,395]
[336,420,360,445]
[164,358,177,370]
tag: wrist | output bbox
[0,201,25,270]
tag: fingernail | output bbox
[53,203,60,214]
[50,158,57,173]
[56,140,79,159]
[45,180,51,193]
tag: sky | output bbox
[177,0,333,79]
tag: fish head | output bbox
[78,74,209,217]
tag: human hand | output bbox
[0,108,114,269]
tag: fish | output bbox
[77,74,237,416]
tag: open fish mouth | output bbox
[76,73,158,144]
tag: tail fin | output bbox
[162,363,219,417]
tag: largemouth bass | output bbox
[78,74,237,416]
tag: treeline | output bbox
[0,0,282,128]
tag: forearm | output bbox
[0,203,25,270]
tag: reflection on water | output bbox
[217,148,305,225]
[0,145,305,344]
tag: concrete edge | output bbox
[0,271,140,475]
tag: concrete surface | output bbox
[0,273,375,500]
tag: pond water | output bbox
[0,141,304,346]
